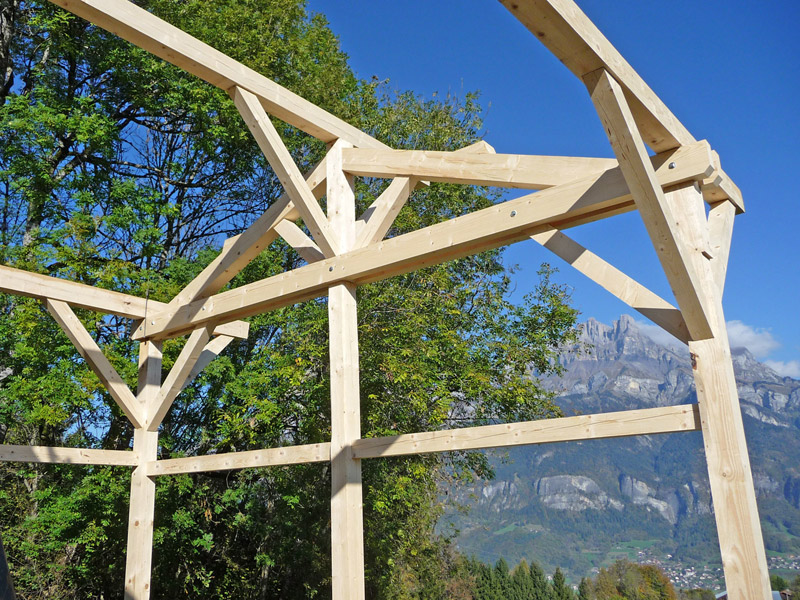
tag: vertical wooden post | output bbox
[667,183,771,599]
[327,140,366,599]
[124,340,161,600]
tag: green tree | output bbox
[552,567,574,600]
[0,0,579,598]
[772,574,789,590]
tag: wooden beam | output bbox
[342,148,617,189]
[0,444,138,466]
[353,404,700,459]
[0,264,248,340]
[531,227,689,342]
[133,141,714,341]
[181,335,234,394]
[327,139,366,600]
[354,177,413,248]
[158,160,326,319]
[499,0,695,153]
[47,0,388,149]
[46,299,143,428]
[124,341,161,600]
[232,86,340,257]
[667,182,770,599]
[147,327,212,431]
[274,219,325,263]
[707,200,736,296]
[146,443,330,476]
[585,69,715,341]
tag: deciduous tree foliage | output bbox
[0,1,579,598]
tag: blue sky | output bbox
[307,0,800,375]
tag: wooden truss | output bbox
[0,0,769,598]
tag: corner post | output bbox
[326,139,366,599]
[124,340,162,599]
[667,183,770,599]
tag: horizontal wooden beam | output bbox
[48,0,388,149]
[352,404,701,458]
[133,140,714,340]
[530,227,689,342]
[146,443,330,476]
[500,0,695,153]
[341,148,617,189]
[0,264,249,339]
[0,444,138,466]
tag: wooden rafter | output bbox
[708,200,737,295]
[132,140,714,340]
[47,0,388,148]
[500,0,695,152]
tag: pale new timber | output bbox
[233,86,340,257]
[354,177,414,248]
[707,200,736,296]
[146,443,331,476]
[0,264,248,338]
[181,335,235,394]
[274,219,326,263]
[0,445,138,466]
[124,341,161,600]
[147,327,212,431]
[133,141,715,340]
[585,69,715,341]
[341,148,618,189]
[327,140,366,600]
[352,405,701,459]
[500,0,695,152]
[662,182,770,599]
[48,0,388,148]
[46,299,143,428]
[531,227,689,342]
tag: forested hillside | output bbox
[0,1,580,598]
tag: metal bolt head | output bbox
[668,162,677,169]
[510,210,517,217]
[329,266,334,272]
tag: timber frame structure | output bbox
[0,1,770,598]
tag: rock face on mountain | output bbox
[449,316,800,580]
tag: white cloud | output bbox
[726,320,780,358]
[634,320,684,351]
[764,360,800,379]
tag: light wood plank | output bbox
[180,335,235,394]
[342,148,617,189]
[274,219,325,263]
[585,69,715,341]
[133,141,714,340]
[146,443,330,476]
[147,327,212,431]
[707,200,736,296]
[354,177,414,248]
[46,299,143,428]
[531,227,689,342]
[500,0,695,152]
[664,182,770,599]
[159,160,326,317]
[0,445,138,466]
[47,0,388,148]
[327,140,366,600]
[353,405,700,459]
[232,86,339,257]
[124,341,161,600]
